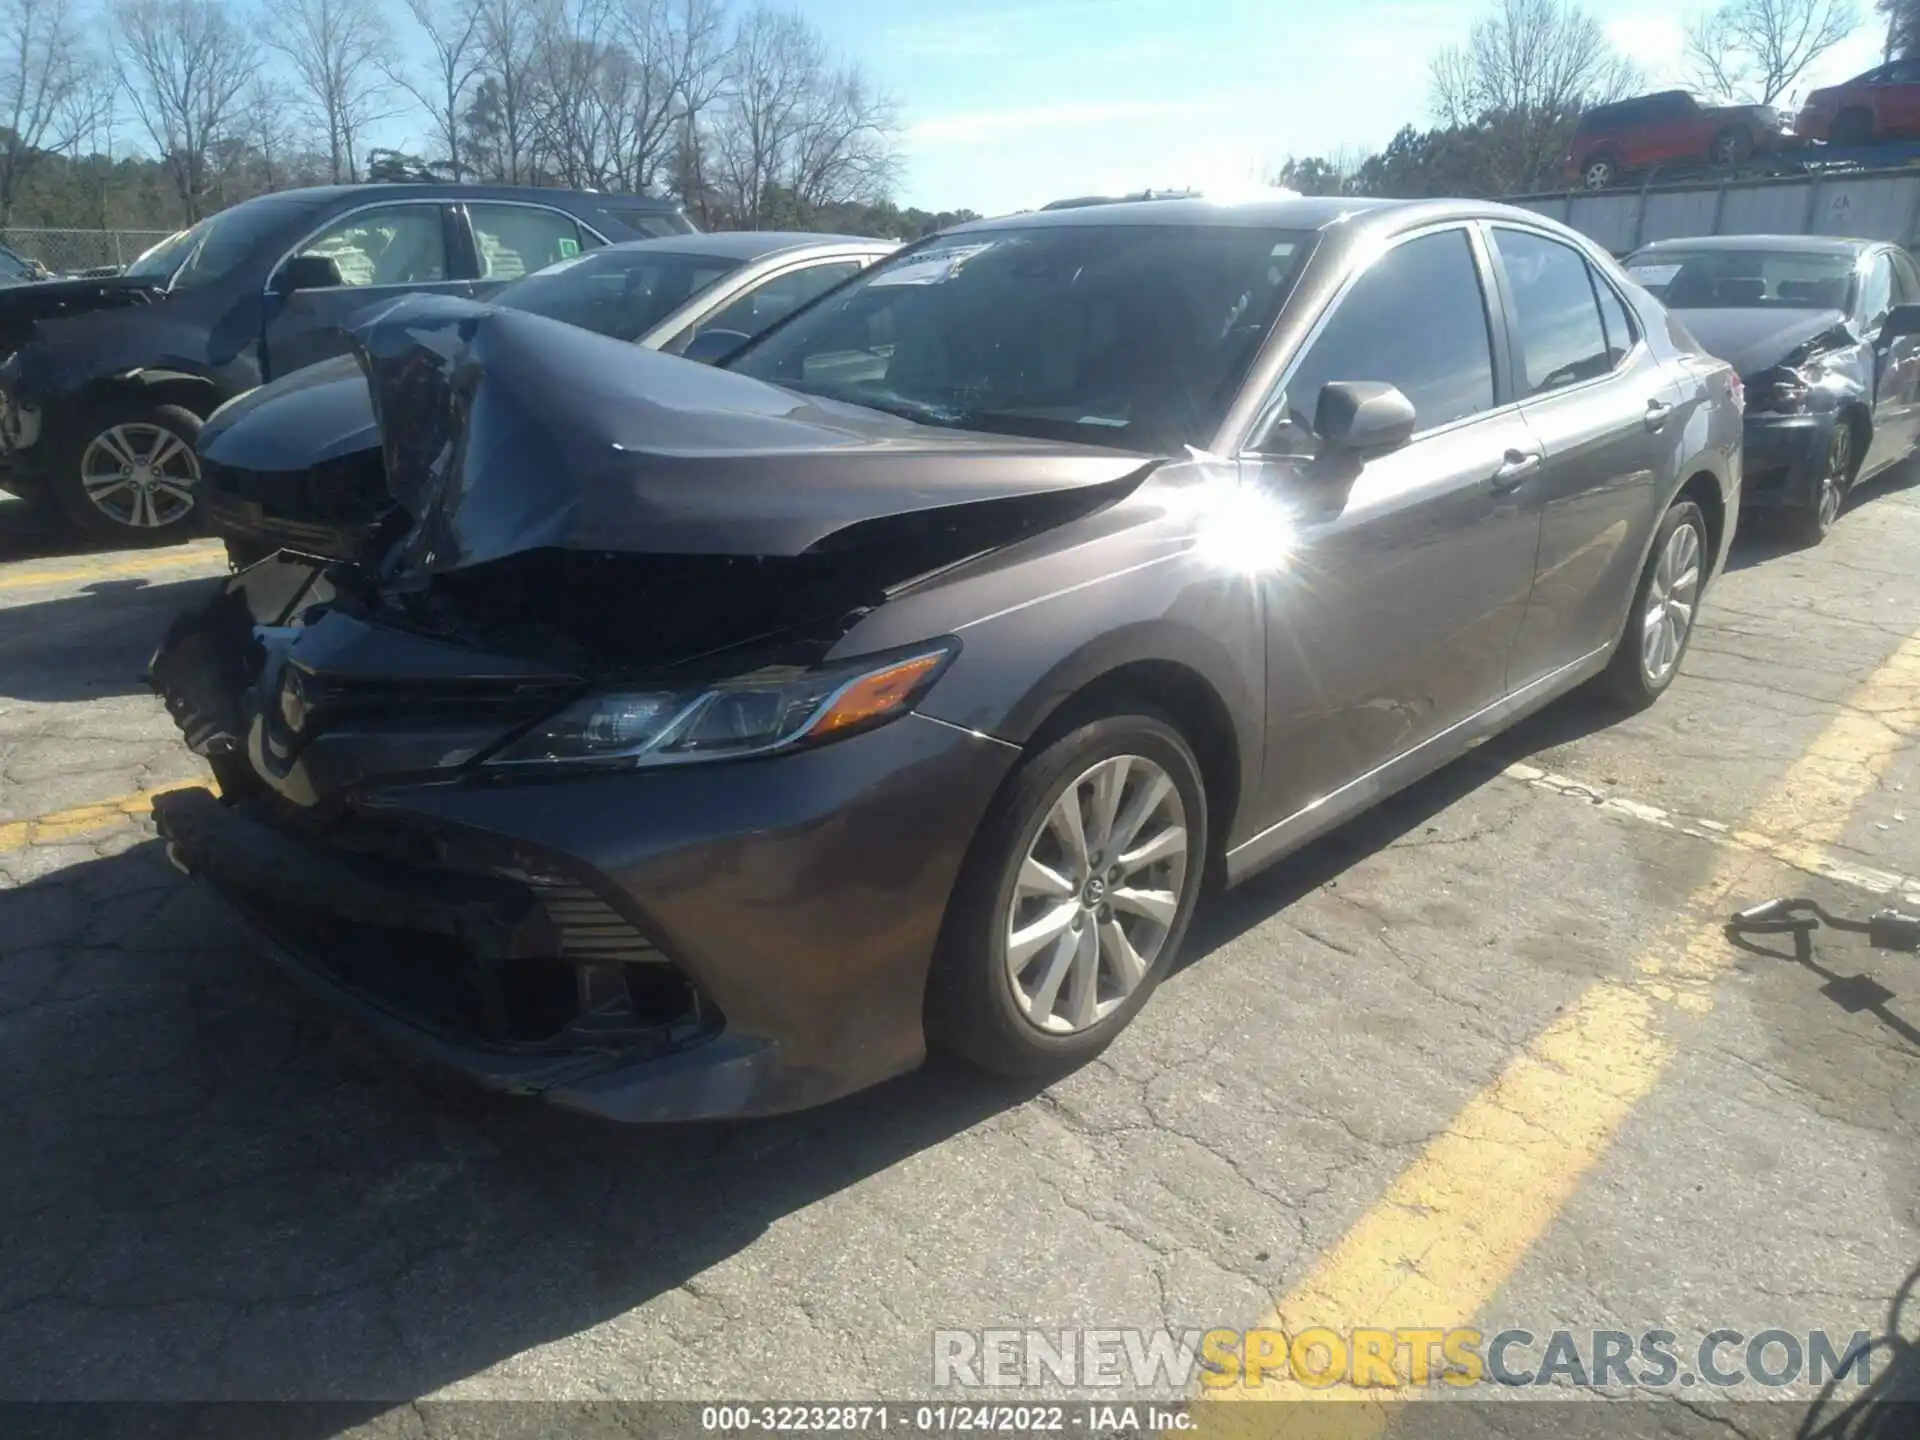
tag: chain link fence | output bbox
[0,227,175,276]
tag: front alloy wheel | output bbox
[1791,424,1852,546]
[1006,753,1189,1035]
[1583,157,1616,189]
[80,421,199,531]
[928,711,1208,1076]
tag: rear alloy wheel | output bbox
[1788,423,1853,546]
[1596,499,1708,710]
[1712,127,1754,166]
[53,402,203,543]
[928,713,1207,1076]
[1582,155,1617,190]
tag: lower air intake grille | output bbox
[531,879,667,963]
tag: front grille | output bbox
[201,452,388,526]
[277,668,577,742]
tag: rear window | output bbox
[606,205,696,238]
[493,247,742,341]
[1625,248,1857,310]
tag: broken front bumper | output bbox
[148,569,1021,1120]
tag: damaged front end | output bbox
[149,296,1155,1116]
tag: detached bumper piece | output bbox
[152,786,718,1101]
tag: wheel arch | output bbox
[989,625,1255,879]
[72,368,225,421]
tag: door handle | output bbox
[1490,449,1542,493]
[1644,398,1674,431]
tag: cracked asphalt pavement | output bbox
[0,483,1916,1428]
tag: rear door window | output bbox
[1493,228,1613,395]
[468,205,597,281]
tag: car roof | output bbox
[241,183,686,210]
[603,230,889,261]
[1632,234,1877,256]
[942,195,1590,243]
[947,196,1404,233]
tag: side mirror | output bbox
[1314,380,1417,457]
[681,327,754,365]
[272,254,346,295]
[1881,303,1920,341]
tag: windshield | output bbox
[122,201,311,291]
[725,224,1315,451]
[493,247,743,341]
[1625,249,1858,311]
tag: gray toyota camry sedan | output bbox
[149,196,1743,1121]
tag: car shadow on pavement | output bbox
[0,574,220,702]
[0,494,203,563]
[0,689,1625,1410]
[0,835,1050,1406]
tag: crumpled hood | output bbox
[320,292,1158,574]
[1669,306,1856,378]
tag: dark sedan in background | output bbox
[1625,234,1920,543]
[198,231,897,566]
[148,196,1741,1121]
[0,182,692,542]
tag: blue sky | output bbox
[787,0,1892,214]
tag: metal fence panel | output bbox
[1716,181,1816,237]
[1807,173,1920,242]
[1638,188,1722,245]
[0,227,173,275]
[1559,193,1643,253]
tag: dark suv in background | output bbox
[1565,90,1789,190]
[0,183,692,542]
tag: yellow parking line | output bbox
[1200,629,1920,1432]
[0,544,227,592]
[0,780,215,855]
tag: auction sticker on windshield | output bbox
[868,242,996,287]
[1626,263,1681,287]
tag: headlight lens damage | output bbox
[486,642,956,770]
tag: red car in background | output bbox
[1564,90,1789,189]
[1797,59,1920,146]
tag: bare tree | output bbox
[0,0,94,224]
[1686,0,1859,104]
[270,0,395,184]
[1432,0,1641,192]
[386,0,483,180]
[663,0,728,221]
[114,0,257,221]
[1876,0,1919,56]
[612,0,699,194]
[241,74,298,190]
[785,62,898,215]
[58,52,117,227]
[469,0,540,182]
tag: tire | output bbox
[50,401,203,545]
[1581,154,1617,190]
[1832,109,1874,147]
[926,712,1209,1077]
[1712,127,1754,166]
[1595,499,1709,712]
[1784,421,1856,548]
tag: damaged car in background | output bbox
[196,230,895,568]
[148,197,1741,1121]
[0,182,692,542]
[1625,234,1920,545]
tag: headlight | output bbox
[483,641,956,770]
